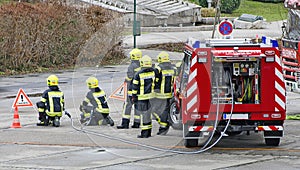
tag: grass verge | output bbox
[222,0,288,22]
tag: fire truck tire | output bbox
[169,99,183,130]
[265,138,280,146]
[184,139,198,147]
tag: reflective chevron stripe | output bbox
[188,126,214,132]
[256,126,283,131]
[274,54,286,112]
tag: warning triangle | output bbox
[12,88,33,108]
[109,82,127,101]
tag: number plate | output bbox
[223,114,249,120]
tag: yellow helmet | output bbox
[140,55,152,68]
[86,77,98,89]
[130,48,142,60]
[157,51,170,63]
[47,75,58,86]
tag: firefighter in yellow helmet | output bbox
[152,51,177,135]
[79,76,114,126]
[132,55,158,138]
[117,48,142,129]
[37,74,65,127]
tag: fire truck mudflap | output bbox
[176,38,286,147]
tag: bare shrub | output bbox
[0,1,125,75]
[79,4,126,66]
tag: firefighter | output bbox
[132,55,158,138]
[117,48,142,129]
[37,74,64,126]
[152,51,177,135]
[79,76,114,126]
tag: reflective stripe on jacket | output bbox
[41,86,64,117]
[155,62,176,99]
[132,67,157,100]
[83,87,109,114]
[127,67,141,97]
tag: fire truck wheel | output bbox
[169,99,183,130]
[184,139,198,148]
[265,138,280,146]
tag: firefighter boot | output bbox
[36,121,45,126]
[137,129,151,138]
[148,129,152,137]
[117,118,129,129]
[37,117,46,126]
[106,116,114,126]
[37,112,47,126]
[131,122,140,128]
[157,126,170,135]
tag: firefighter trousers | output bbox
[122,94,140,124]
[134,100,152,132]
[151,98,170,128]
[81,105,109,126]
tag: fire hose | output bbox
[65,71,235,154]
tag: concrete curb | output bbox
[124,25,214,33]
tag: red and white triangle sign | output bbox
[12,88,33,108]
[109,82,127,101]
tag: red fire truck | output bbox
[170,37,286,147]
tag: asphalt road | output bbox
[0,21,300,170]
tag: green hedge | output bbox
[198,0,241,14]
[253,0,284,3]
[220,0,241,13]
